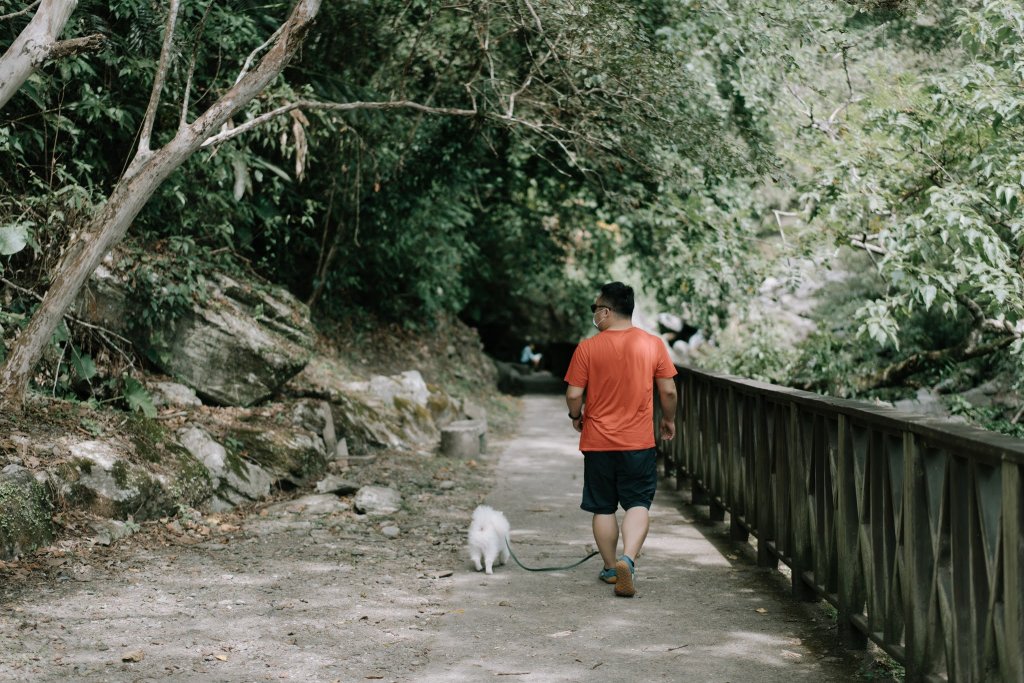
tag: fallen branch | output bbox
[154,410,188,420]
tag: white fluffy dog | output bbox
[467,505,511,574]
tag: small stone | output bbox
[354,486,402,516]
[438,481,456,490]
[314,475,359,495]
[71,564,94,582]
[381,526,400,538]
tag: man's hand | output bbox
[655,377,678,442]
[571,415,584,433]
[659,416,676,441]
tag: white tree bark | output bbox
[0,0,322,409]
[0,0,77,110]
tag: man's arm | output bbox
[655,377,678,441]
[566,384,585,433]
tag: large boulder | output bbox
[0,465,53,561]
[353,486,403,516]
[159,274,314,406]
[223,424,327,488]
[76,261,314,407]
[291,363,458,452]
[56,440,177,521]
[175,425,274,505]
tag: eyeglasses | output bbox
[590,304,610,313]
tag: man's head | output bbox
[591,282,634,331]
[597,282,634,317]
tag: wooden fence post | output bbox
[903,434,939,681]
[1002,461,1023,681]
[836,415,866,648]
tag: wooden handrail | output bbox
[658,364,1024,683]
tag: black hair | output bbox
[599,281,634,317]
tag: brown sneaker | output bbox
[613,558,635,597]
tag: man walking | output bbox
[564,282,678,597]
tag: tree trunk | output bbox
[0,0,78,111]
[0,0,322,410]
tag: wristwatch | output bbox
[568,412,581,420]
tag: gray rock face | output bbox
[222,461,274,503]
[72,442,138,502]
[176,426,229,489]
[292,360,456,452]
[89,519,137,546]
[261,494,350,516]
[286,494,349,515]
[161,274,315,406]
[353,486,403,516]
[77,263,314,407]
[314,475,359,495]
[175,426,273,503]
[224,426,326,488]
[149,381,202,408]
[0,465,54,561]
[368,371,430,408]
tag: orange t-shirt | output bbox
[564,327,677,451]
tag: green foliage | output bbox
[4,0,1024,411]
[0,223,28,255]
[1,0,730,352]
[653,0,1024,408]
[79,416,104,437]
[122,376,156,418]
[786,0,1024,388]
[945,395,1024,439]
[701,319,801,385]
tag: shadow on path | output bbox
[420,395,859,682]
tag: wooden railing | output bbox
[658,365,1024,683]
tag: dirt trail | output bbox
[1,395,866,682]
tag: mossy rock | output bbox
[426,388,461,426]
[392,395,438,444]
[167,448,215,508]
[124,417,215,507]
[56,443,177,521]
[0,467,54,561]
[330,394,404,452]
[225,426,327,487]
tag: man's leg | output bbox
[620,506,650,561]
[592,513,619,569]
[614,508,646,597]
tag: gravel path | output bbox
[1,395,867,682]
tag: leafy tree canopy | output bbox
[2,0,1024,427]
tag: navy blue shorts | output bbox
[580,448,658,514]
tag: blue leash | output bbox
[505,538,600,572]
